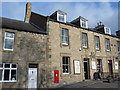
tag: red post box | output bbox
[54,70,59,83]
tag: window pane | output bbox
[59,14,64,21]
[0,69,3,80]
[5,64,10,68]
[82,33,87,47]
[6,32,14,38]
[63,65,66,73]
[4,39,14,50]
[63,57,66,64]
[12,64,16,68]
[66,58,69,64]
[4,70,10,80]
[0,64,3,68]
[65,65,69,73]
[11,70,16,80]
[62,29,68,44]
[117,41,120,52]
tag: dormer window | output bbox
[80,17,88,28]
[71,16,88,29]
[57,11,66,23]
[104,27,111,35]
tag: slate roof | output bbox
[0,17,47,34]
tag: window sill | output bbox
[62,73,70,75]
[62,43,69,46]
[82,46,88,49]
[0,81,17,82]
[96,48,100,51]
[106,50,110,52]
[3,49,14,52]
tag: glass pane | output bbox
[59,14,64,21]
[65,65,69,73]
[63,65,65,73]
[62,29,65,35]
[66,58,69,64]
[4,70,10,80]
[4,39,14,50]
[62,36,66,43]
[0,64,3,68]
[65,37,68,44]
[63,57,66,64]
[11,70,16,80]
[12,64,16,68]
[0,69,3,80]
[5,64,10,68]
[6,32,14,38]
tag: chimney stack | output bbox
[116,30,120,37]
[24,3,32,23]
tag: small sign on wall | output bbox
[74,60,80,74]
[115,62,118,70]
[92,61,96,69]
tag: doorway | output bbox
[28,64,38,88]
[84,58,90,79]
[108,60,113,75]
[97,59,103,73]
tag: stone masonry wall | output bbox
[47,21,120,87]
[1,28,50,88]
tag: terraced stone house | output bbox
[0,3,120,88]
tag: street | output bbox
[60,79,119,88]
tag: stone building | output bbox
[0,3,120,88]
[0,17,50,88]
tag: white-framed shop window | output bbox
[4,32,15,51]
[62,56,70,74]
[0,63,17,82]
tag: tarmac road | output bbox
[61,79,119,88]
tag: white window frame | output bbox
[94,36,100,50]
[80,19,88,28]
[117,41,120,52]
[57,12,66,23]
[105,38,110,51]
[4,32,15,51]
[62,57,70,74]
[104,27,111,35]
[0,63,17,82]
[61,28,69,45]
[82,33,88,48]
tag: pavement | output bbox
[59,79,119,88]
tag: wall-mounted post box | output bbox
[54,70,59,83]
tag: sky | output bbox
[1,2,119,35]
